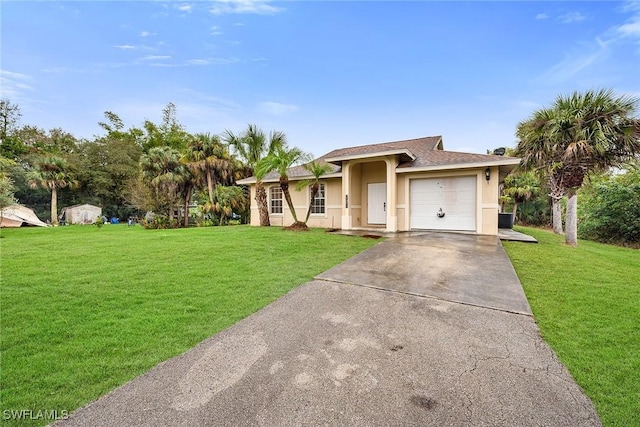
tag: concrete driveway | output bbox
[55,232,600,427]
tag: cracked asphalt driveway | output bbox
[56,233,601,426]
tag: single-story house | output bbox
[60,204,102,225]
[238,136,520,235]
[0,205,49,227]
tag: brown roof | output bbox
[238,135,519,184]
[323,136,442,160]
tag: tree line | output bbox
[0,100,327,230]
[502,89,640,246]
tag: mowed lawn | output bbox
[503,227,639,427]
[0,225,377,426]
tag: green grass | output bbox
[503,227,640,427]
[0,225,378,426]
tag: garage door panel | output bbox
[410,176,476,231]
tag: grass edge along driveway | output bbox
[0,225,378,427]
[503,226,639,427]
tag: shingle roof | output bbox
[237,135,519,184]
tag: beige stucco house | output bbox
[237,136,520,235]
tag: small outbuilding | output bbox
[0,205,49,227]
[60,204,102,225]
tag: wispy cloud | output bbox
[187,59,210,65]
[535,13,549,20]
[0,69,34,99]
[140,55,172,61]
[114,44,136,50]
[558,11,587,24]
[537,38,610,83]
[258,101,299,115]
[211,26,223,36]
[176,3,193,13]
[209,0,282,15]
[140,31,154,38]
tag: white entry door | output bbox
[410,176,476,231]
[368,183,387,225]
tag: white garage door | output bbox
[410,176,477,231]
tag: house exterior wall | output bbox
[246,166,502,235]
[250,178,343,228]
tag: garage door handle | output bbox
[437,208,445,218]
[383,202,386,212]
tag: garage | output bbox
[410,176,477,231]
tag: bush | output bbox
[578,169,640,245]
[140,215,180,229]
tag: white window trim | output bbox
[310,183,327,216]
[269,186,283,216]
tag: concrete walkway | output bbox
[55,233,600,427]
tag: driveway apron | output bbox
[55,232,600,427]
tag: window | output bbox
[270,187,283,214]
[310,183,326,214]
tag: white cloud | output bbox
[209,0,282,15]
[211,26,223,36]
[258,101,299,115]
[537,38,611,83]
[187,59,210,65]
[114,44,136,50]
[176,4,193,13]
[140,55,172,61]
[558,11,587,24]
[0,69,34,99]
[140,31,154,37]
[616,15,640,37]
[535,13,549,20]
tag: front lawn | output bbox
[0,225,377,426]
[503,227,639,427]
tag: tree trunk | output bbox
[565,188,578,246]
[512,202,519,224]
[255,181,270,226]
[207,173,214,206]
[51,185,58,225]
[280,176,298,223]
[304,183,318,224]
[183,192,190,228]
[552,198,564,234]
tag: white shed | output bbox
[61,204,102,224]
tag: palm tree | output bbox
[296,160,334,224]
[502,170,539,223]
[28,155,77,225]
[223,125,285,226]
[183,133,231,207]
[139,146,186,221]
[212,185,247,225]
[257,144,310,227]
[516,89,640,245]
[516,107,566,234]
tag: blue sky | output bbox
[2,1,639,158]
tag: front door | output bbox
[368,182,386,225]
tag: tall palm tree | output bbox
[28,155,77,225]
[140,146,186,221]
[183,133,231,207]
[516,107,566,234]
[223,125,285,226]
[296,160,334,224]
[516,89,640,245]
[257,144,310,226]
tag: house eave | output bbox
[325,149,416,164]
[396,158,521,174]
[237,172,343,185]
